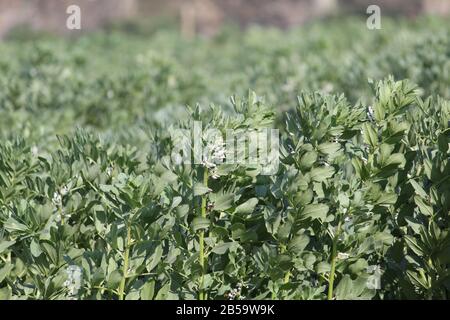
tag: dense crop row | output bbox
[0,17,449,300]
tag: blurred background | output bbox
[1,0,449,39]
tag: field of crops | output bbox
[0,16,449,300]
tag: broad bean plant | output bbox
[0,18,449,300]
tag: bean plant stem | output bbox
[284,271,291,284]
[118,223,131,300]
[280,244,291,285]
[60,207,64,226]
[328,219,342,300]
[199,167,208,300]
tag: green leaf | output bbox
[0,263,13,282]
[240,227,259,243]
[4,217,28,232]
[211,242,234,255]
[107,270,122,289]
[406,270,428,289]
[352,275,375,299]
[376,193,398,206]
[317,142,341,156]
[404,216,422,234]
[294,189,313,206]
[231,223,246,239]
[409,180,428,199]
[211,193,234,212]
[337,194,350,208]
[154,282,170,300]
[277,223,292,241]
[414,196,433,216]
[349,259,369,275]
[316,261,330,273]
[288,234,309,253]
[125,290,141,300]
[211,226,228,238]
[309,166,335,182]
[0,240,15,254]
[335,275,353,300]
[30,239,43,257]
[299,151,317,169]
[235,198,258,214]
[192,217,210,232]
[171,196,182,209]
[147,245,163,272]
[373,102,385,122]
[0,287,11,300]
[277,254,293,271]
[99,184,119,194]
[193,183,211,196]
[404,236,424,256]
[362,123,378,148]
[41,242,58,264]
[106,270,122,289]
[176,204,189,218]
[385,153,405,167]
[438,131,449,153]
[141,280,155,300]
[302,204,329,221]
[379,143,394,163]
[352,157,367,180]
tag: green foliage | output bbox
[0,17,449,300]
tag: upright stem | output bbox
[199,167,208,300]
[119,224,131,300]
[59,207,64,226]
[280,244,291,285]
[328,220,342,300]
[284,270,291,284]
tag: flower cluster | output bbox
[225,283,246,300]
[367,105,375,122]
[337,252,350,260]
[52,192,62,207]
[63,265,83,298]
[60,185,69,196]
[202,138,226,171]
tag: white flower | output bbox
[343,216,354,234]
[367,265,381,274]
[322,82,334,93]
[287,145,295,155]
[52,192,62,207]
[202,138,226,169]
[337,252,350,260]
[367,106,375,122]
[60,186,69,196]
[227,283,245,300]
[366,265,382,290]
[210,168,220,179]
[31,146,39,157]
[64,265,83,297]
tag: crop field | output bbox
[0,17,449,300]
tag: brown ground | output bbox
[0,0,448,38]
